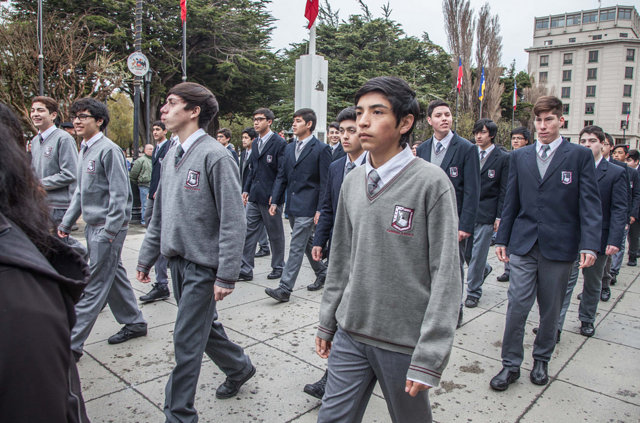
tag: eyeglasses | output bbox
[511,136,526,141]
[253,117,266,122]
[70,114,95,122]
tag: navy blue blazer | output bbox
[477,147,510,225]
[495,139,602,260]
[271,136,332,217]
[313,156,347,249]
[331,143,347,162]
[243,133,288,206]
[149,139,173,198]
[595,159,628,254]
[226,144,239,166]
[239,149,252,189]
[629,166,640,219]
[610,158,635,223]
[416,132,480,233]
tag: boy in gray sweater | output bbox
[316,77,461,423]
[58,98,147,362]
[136,83,255,422]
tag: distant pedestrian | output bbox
[129,143,153,225]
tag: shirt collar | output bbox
[479,144,495,157]
[156,137,169,149]
[536,136,563,155]
[595,155,603,168]
[346,151,367,169]
[81,131,104,150]
[298,134,314,147]
[365,145,414,186]
[433,130,454,151]
[180,128,206,153]
[331,143,339,150]
[39,125,57,141]
[260,130,274,143]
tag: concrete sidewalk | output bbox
[76,222,640,422]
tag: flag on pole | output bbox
[180,0,187,22]
[627,111,631,128]
[478,67,485,101]
[513,79,517,111]
[456,57,463,92]
[305,0,319,29]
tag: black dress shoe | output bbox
[238,272,253,281]
[531,327,561,343]
[497,272,510,282]
[490,238,496,247]
[457,306,464,328]
[610,274,617,285]
[255,250,270,258]
[464,297,479,308]
[577,293,582,301]
[265,287,290,302]
[139,283,170,303]
[216,366,256,399]
[73,350,83,363]
[303,370,328,399]
[530,360,549,385]
[628,257,637,266]
[580,321,595,337]
[267,270,282,280]
[490,368,520,391]
[107,325,148,345]
[483,265,493,282]
[600,287,611,302]
[307,275,326,291]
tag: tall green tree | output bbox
[499,60,532,124]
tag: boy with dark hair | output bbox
[491,95,601,391]
[136,82,254,421]
[216,127,239,165]
[464,118,510,308]
[416,99,480,327]
[328,121,346,161]
[57,97,147,362]
[266,108,331,301]
[316,76,460,422]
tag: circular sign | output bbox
[127,52,150,76]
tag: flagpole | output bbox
[511,102,515,129]
[454,90,459,132]
[309,22,316,56]
[512,78,517,129]
[182,20,187,81]
[479,100,483,119]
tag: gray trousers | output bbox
[501,243,573,370]
[628,220,640,259]
[558,255,607,331]
[279,215,327,293]
[165,256,253,423]
[240,202,285,275]
[51,208,88,261]
[602,255,615,289]
[71,225,146,353]
[144,197,169,287]
[243,203,269,252]
[610,225,629,275]
[466,223,494,299]
[318,328,432,423]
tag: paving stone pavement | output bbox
[74,221,640,423]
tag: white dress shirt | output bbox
[479,144,495,159]
[433,130,454,154]
[365,145,415,191]
[535,136,563,157]
[39,125,57,142]
[81,131,104,150]
[180,128,206,154]
[345,151,367,175]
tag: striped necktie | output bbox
[175,145,184,166]
[367,169,382,196]
[435,141,444,155]
[540,144,550,160]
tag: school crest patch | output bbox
[561,171,572,185]
[449,167,459,178]
[186,170,200,188]
[266,155,273,163]
[87,160,96,173]
[44,146,53,158]
[392,206,414,232]
[488,169,496,179]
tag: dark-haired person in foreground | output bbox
[316,77,460,422]
[57,97,147,362]
[0,113,90,422]
[136,83,254,422]
[491,96,601,391]
[416,99,480,328]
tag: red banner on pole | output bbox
[181,0,187,22]
[305,0,319,29]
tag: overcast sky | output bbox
[267,0,613,72]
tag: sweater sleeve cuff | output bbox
[103,228,117,241]
[580,249,597,259]
[407,365,442,388]
[316,325,336,342]
[215,276,236,289]
[136,263,153,274]
[57,223,72,234]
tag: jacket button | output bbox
[539,190,543,194]
[539,206,543,210]
[539,222,543,225]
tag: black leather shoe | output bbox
[267,270,282,280]
[216,366,256,399]
[265,287,290,302]
[610,274,617,285]
[490,238,496,246]
[577,293,582,301]
[628,257,637,266]
[457,306,464,328]
[530,360,549,385]
[483,265,493,282]
[580,321,595,337]
[307,275,326,291]
[108,325,147,345]
[490,368,520,391]
[497,272,510,282]
[238,272,253,281]
[255,250,270,258]
[73,350,83,363]
[532,327,561,343]
[303,370,328,399]
[600,288,611,302]
[139,283,170,303]
[465,297,479,308]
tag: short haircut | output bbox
[293,108,317,133]
[510,126,531,143]
[152,120,166,130]
[167,82,218,129]
[427,99,451,118]
[354,76,420,147]
[217,128,232,139]
[61,122,74,129]
[253,108,275,121]
[336,106,357,124]
[628,149,640,162]
[70,97,110,131]
[604,133,614,145]
[32,96,59,116]
[242,127,258,139]
[533,96,563,119]
[579,125,605,142]
[472,118,498,141]
[613,144,629,154]
[412,139,424,147]
[329,122,340,131]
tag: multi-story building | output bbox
[526,5,640,147]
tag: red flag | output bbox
[456,57,463,92]
[181,0,187,22]
[305,0,319,29]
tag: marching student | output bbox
[490,96,601,391]
[464,118,509,308]
[328,121,346,161]
[239,108,287,281]
[136,82,255,422]
[57,97,147,362]
[625,149,640,268]
[316,76,460,422]
[416,100,480,327]
[216,127,239,165]
[266,108,331,302]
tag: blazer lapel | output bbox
[440,136,458,171]
[597,159,607,181]
[295,137,316,166]
[423,138,433,162]
[525,146,542,184]
[540,140,569,184]
[257,136,272,159]
[481,148,499,173]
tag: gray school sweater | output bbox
[30,128,78,209]
[317,159,461,387]
[136,134,246,289]
[58,135,132,240]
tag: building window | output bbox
[562,70,572,81]
[587,68,598,80]
[540,55,549,66]
[586,86,596,97]
[628,49,636,62]
[536,18,549,29]
[623,103,631,114]
[583,11,598,23]
[551,17,564,28]
[623,85,633,97]
[569,37,576,43]
[589,51,599,63]
[621,33,629,38]
[562,87,571,98]
[584,120,594,127]
[563,104,570,114]
[619,8,632,20]
[600,9,616,21]
[566,14,581,26]
[544,40,553,46]
[592,35,602,40]
[539,72,548,83]
[564,53,573,64]
[626,67,634,79]
[585,103,595,114]
[561,120,569,129]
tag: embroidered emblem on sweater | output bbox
[392,206,414,232]
[44,146,53,158]
[449,167,458,178]
[561,171,572,185]
[266,155,273,163]
[488,169,495,178]
[186,170,200,188]
[87,160,96,173]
